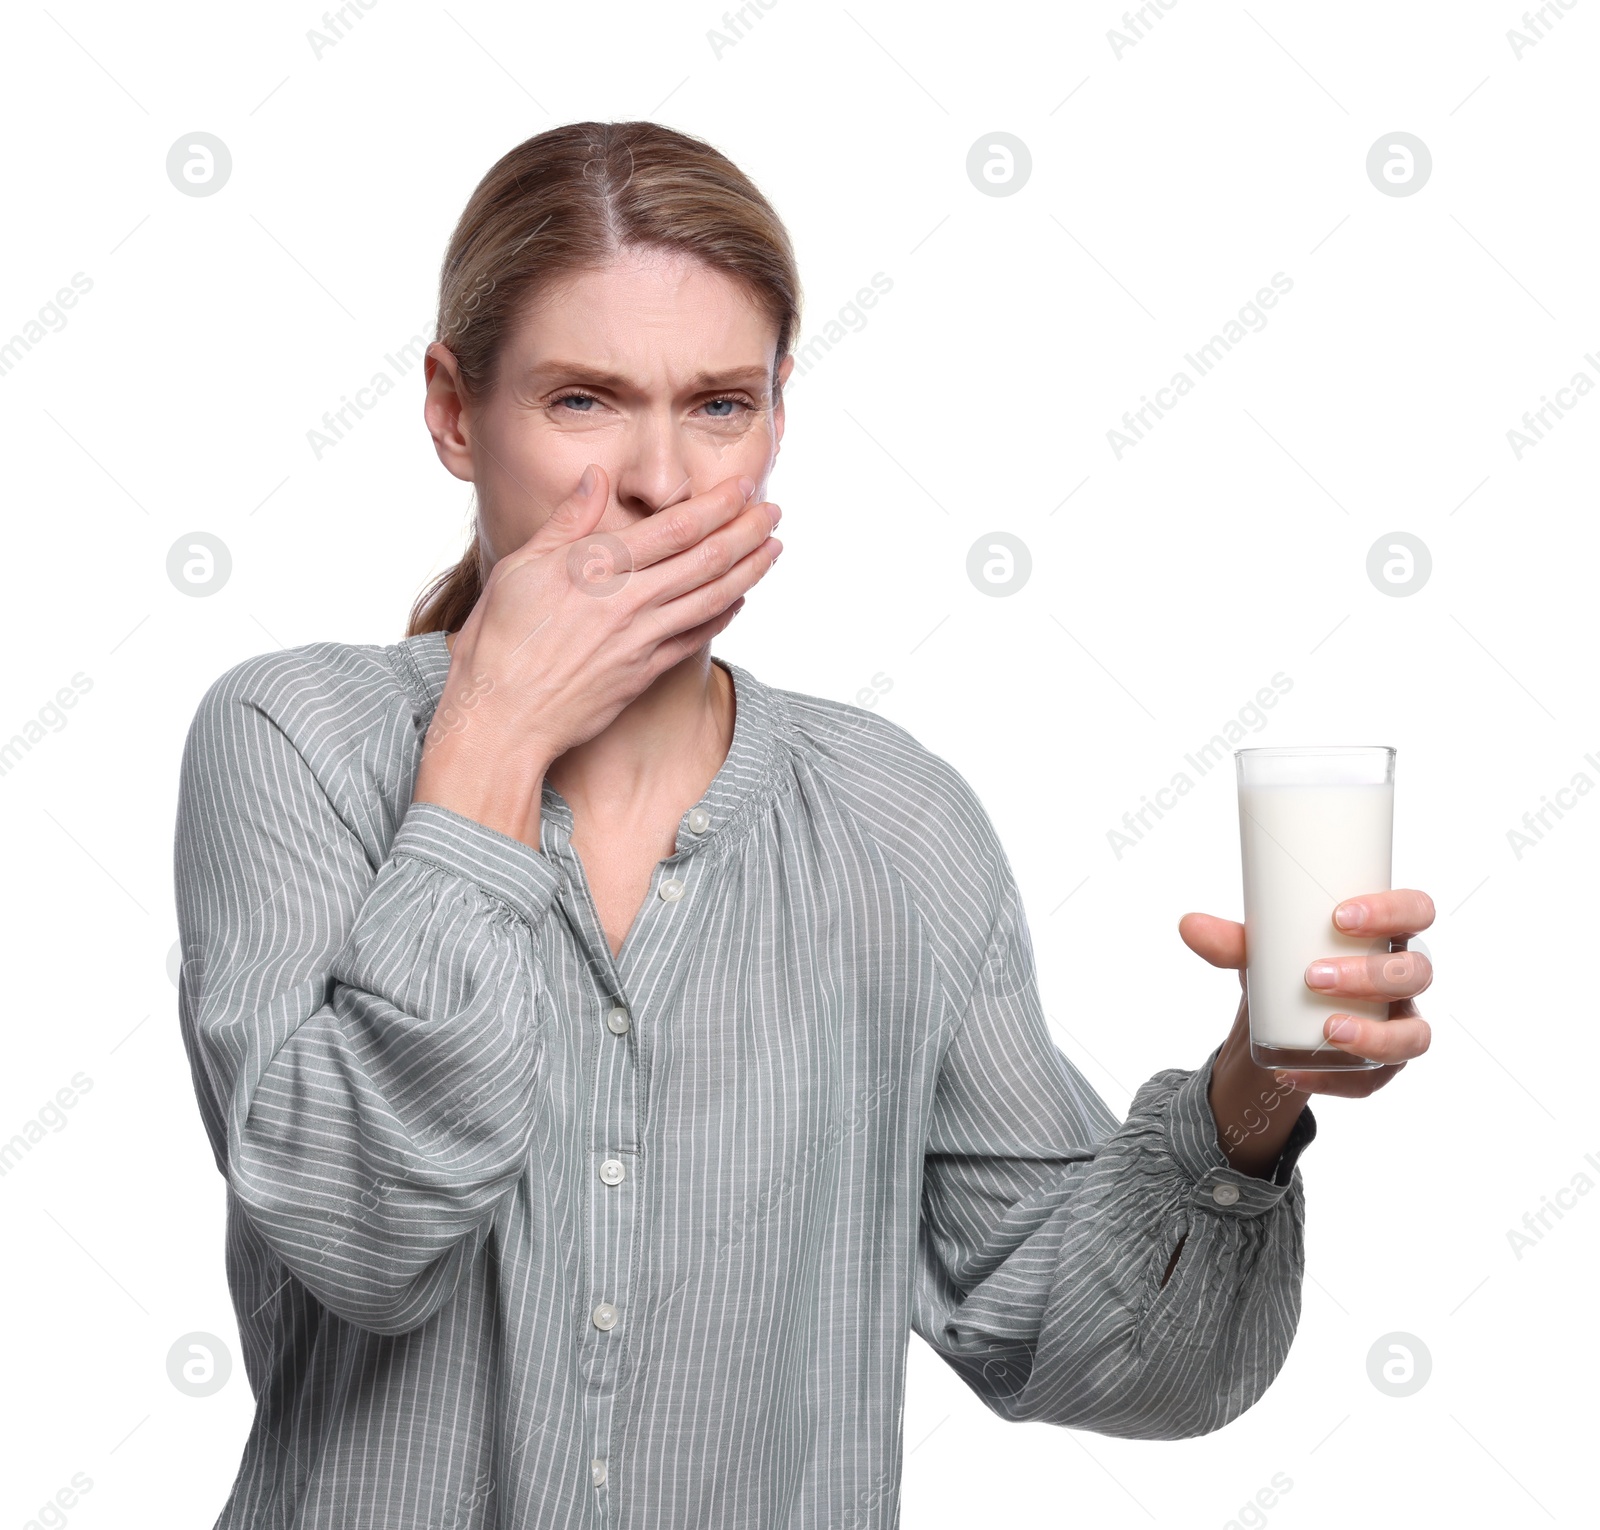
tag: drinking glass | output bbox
[1236,745,1396,1071]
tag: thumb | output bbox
[531,462,609,549]
[1178,911,1245,970]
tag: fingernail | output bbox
[1334,903,1364,930]
[769,503,782,526]
[738,475,756,501]
[1272,1071,1290,1087]
[1306,961,1338,989]
[579,464,596,496]
[1326,1016,1358,1042]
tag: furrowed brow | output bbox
[527,360,771,392]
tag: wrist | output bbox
[414,731,552,849]
[1208,1006,1309,1179]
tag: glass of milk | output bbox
[1236,746,1396,1071]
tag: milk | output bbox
[1238,779,1393,1064]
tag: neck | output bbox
[445,630,734,827]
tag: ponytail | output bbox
[405,531,485,637]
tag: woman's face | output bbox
[424,247,792,563]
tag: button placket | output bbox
[582,1054,635,1501]
[582,979,640,1507]
[536,814,634,1501]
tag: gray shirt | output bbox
[174,629,1314,1529]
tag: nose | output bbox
[611,410,699,519]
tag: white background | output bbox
[1,2,1594,1526]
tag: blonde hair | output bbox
[406,121,802,636]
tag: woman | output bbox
[174,121,1433,1528]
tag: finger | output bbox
[1319,1010,1431,1066]
[1276,1062,1403,1098]
[1331,888,1435,939]
[650,531,781,642]
[1304,949,1433,1002]
[633,496,784,604]
[619,473,762,574]
[646,592,748,675]
[1177,912,1245,971]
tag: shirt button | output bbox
[606,1007,631,1034]
[599,1158,626,1185]
[591,1457,607,1487]
[1212,1181,1241,1206]
[688,807,711,833]
[592,1301,619,1331]
[659,877,685,902]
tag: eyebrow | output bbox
[526,360,772,393]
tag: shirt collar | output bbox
[391,629,785,862]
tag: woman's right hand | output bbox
[411,464,782,845]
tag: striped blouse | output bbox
[173,628,1315,1529]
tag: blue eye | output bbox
[553,392,598,412]
[702,396,758,422]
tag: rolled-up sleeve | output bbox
[910,845,1315,1439]
[173,665,565,1337]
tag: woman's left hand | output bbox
[1179,889,1435,1176]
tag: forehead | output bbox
[513,249,774,367]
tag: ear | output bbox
[424,342,475,483]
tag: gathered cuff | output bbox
[389,801,564,929]
[1163,1044,1318,1216]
